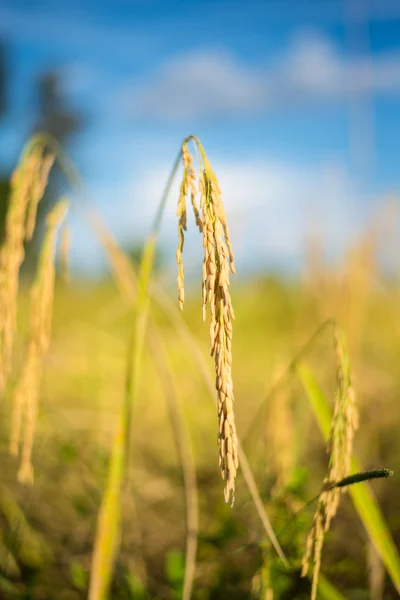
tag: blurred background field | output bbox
[0,259,400,598]
[1,1,400,599]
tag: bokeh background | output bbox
[1,2,400,599]
[2,0,400,275]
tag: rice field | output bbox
[0,134,399,599]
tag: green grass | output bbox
[0,277,399,598]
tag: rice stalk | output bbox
[89,211,199,598]
[301,327,358,600]
[9,199,68,484]
[298,362,400,594]
[148,327,198,600]
[88,148,182,600]
[86,207,287,565]
[0,141,55,392]
[12,132,238,502]
[154,285,287,563]
[88,410,125,600]
[176,138,238,505]
[14,134,286,567]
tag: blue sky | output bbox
[1,0,400,276]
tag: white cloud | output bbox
[286,31,400,97]
[119,50,266,120]
[71,154,371,276]
[119,32,400,120]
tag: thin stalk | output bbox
[148,327,198,600]
[88,146,182,599]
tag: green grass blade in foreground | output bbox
[88,148,182,600]
[87,238,156,600]
[318,574,346,600]
[297,363,400,594]
[125,236,156,459]
[88,414,125,600]
[148,328,198,600]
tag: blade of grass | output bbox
[88,412,125,600]
[148,327,198,600]
[318,574,347,600]
[297,363,400,594]
[88,147,182,600]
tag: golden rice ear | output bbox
[331,327,359,476]
[176,137,238,504]
[301,326,358,599]
[10,199,69,484]
[0,142,55,392]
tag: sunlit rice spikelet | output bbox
[301,327,358,599]
[332,328,359,472]
[176,142,200,311]
[176,184,186,312]
[0,143,54,391]
[176,138,238,504]
[183,144,202,233]
[10,200,68,484]
[324,326,359,527]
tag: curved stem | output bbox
[152,149,183,236]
